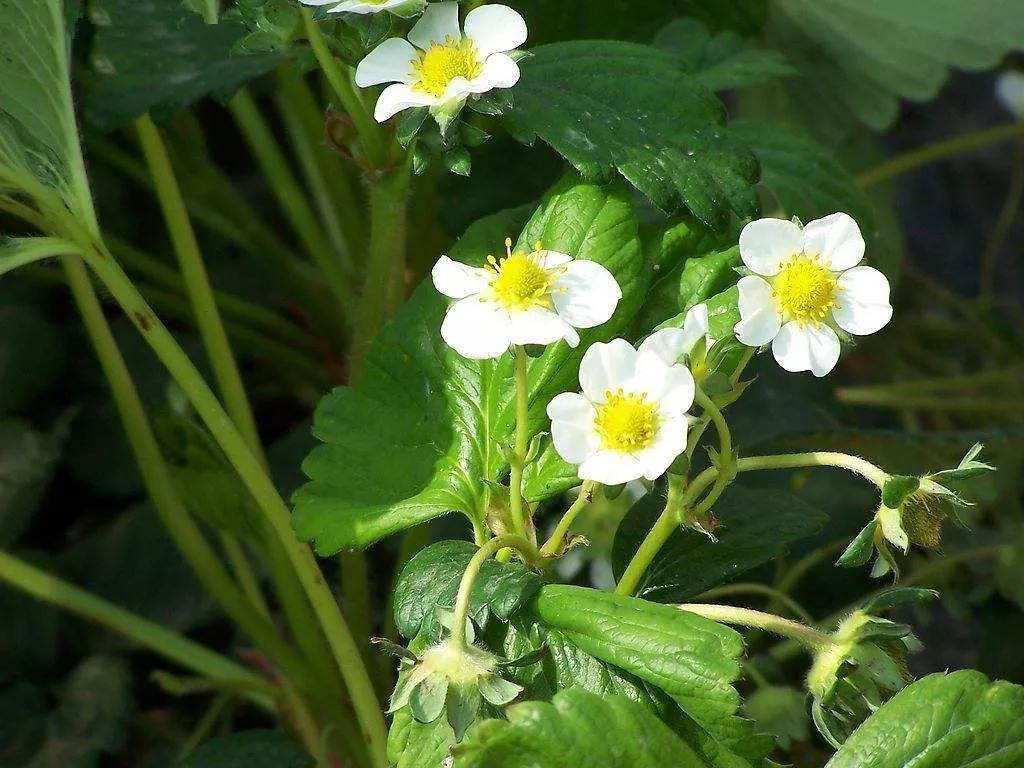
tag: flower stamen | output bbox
[594,389,659,452]
[487,238,556,311]
[411,36,483,97]
[772,254,839,325]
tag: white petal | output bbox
[547,393,600,464]
[834,266,893,336]
[578,449,645,485]
[655,366,696,418]
[373,83,436,122]
[464,4,527,57]
[635,417,689,481]
[624,351,676,401]
[508,307,573,346]
[550,260,622,330]
[431,255,490,299]
[996,71,1024,119]
[734,275,781,346]
[878,506,909,553]
[738,218,802,276]
[801,212,865,271]
[437,76,475,105]
[301,0,342,6]
[469,52,521,91]
[327,0,392,12]
[539,250,572,268]
[440,298,512,359]
[771,322,841,377]
[637,304,709,365]
[578,339,638,403]
[409,1,461,49]
[355,38,417,87]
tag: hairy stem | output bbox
[451,535,537,653]
[697,583,814,624]
[540,481,597,556]
[688,386,733,521]
[507,345,532,540]
[677,603,830,648]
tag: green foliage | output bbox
[655,19,794,92]
[85,0,281,130]
[456,689,713,767]
[294,181,647,552]
[181,731,314,768]
[826,671,1024,768]
[388,707,454,768]
[764,0,1024,134]
[504,42,759,229]
[531,585,769,760]
[612,484,828,601]
[0,0,79,191]
[392,541,544,639]
[742,686,809,750]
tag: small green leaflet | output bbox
[293,182,647,553]
[456,689,714,768]
[504,41,759,230]
[825,671,1024,768]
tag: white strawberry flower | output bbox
[354,2,527,123]
[996,71,1024,120]
[636,304,712,367]
[300,0,424,17]
[734,213,893,377]
[547,338,696,485]
[432,239,621,360]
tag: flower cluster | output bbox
[432,213,891,486]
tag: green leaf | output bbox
[294,181,646,552]
[393,541,544,640]
[769,0,1024,131]
[388,707,455,768]
[0,420,63,547]
[26,656,133,768]
[611,484,828,601]
[0,0,80,192]
[859,587,938,614]
[85,0,281,130]
[743,686,808,750]
[455,689,714,768]
[531,585,767,758]
[727,121,898,277]
[826,671,1024,768]
[505,42,759,229]
[836,520,877,568]
[655,19,794,91]
[181,731,314,768]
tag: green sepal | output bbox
[395,107,428,148]
[412,143,432,175]
[861,587,939,614]
[837,520,878,567]
[461,122,491,148]
[445,147,472,177]
[882,475,919,509]
[699,371,733,396]
[446,685,482,741]
[478,675,522,707]
[410,675,449,723]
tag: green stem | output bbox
[176,694,233,763]
[507,345,532,540]
[451,535,537,653]
[302,9,389,167]
[60,256,313,690]
[856,122,1024,188]
[0,548,273,712]
[677,603,830,649]
[228,89,354,323]
[688,386,733,521]
[349,166,411,377]
[696,583,814,624]
[540,481,597,556]
[616,452,888,595]
[66,242,388,768]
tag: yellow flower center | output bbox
[487,239,557,311]
[411,37,483,97]
[772,255,838,325]
[594,390,659,452]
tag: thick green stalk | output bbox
[616,452,888,595]
[67,243,387,767]
[540,481,596,556]
[60,257,312,688]
[302,9,389,167]
[229,89,355,322]
[0,549,273,711]
[696,583,814,624]
[349,167,410,375]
